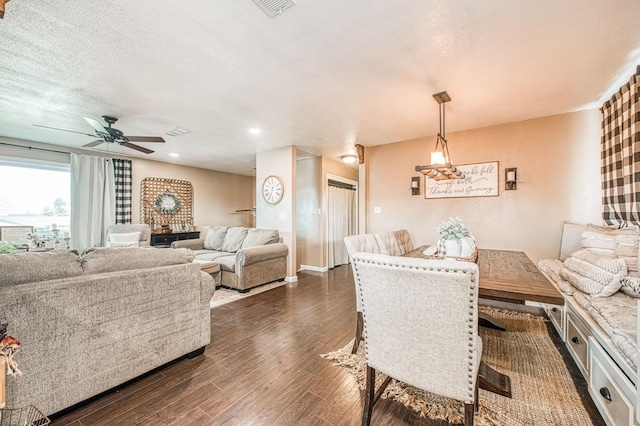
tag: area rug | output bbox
[210,280,287,308]
[321,307,597,426]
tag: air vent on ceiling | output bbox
[251,0,296,18]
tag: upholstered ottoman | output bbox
[196,260,221,285]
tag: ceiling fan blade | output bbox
[83,116,109,135]
[125,136,165,143]
[122,142,154,154]
[33,124,95,137]
[83,140,105,148]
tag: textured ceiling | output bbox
[1,0,639,176]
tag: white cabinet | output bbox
[566,306,591,378]
[589,337,638,426]
[546,303,565,342]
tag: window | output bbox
[0,159,71,238]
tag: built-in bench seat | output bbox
[538,221,640,426]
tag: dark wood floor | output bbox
[50,265,601,426]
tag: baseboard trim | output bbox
[284,275,298,282]
[298,265,329,272]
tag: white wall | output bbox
[256,146,297,280]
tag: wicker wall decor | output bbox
[141,177,193,230]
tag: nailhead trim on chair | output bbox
[355,256,479,404]
[467,277,477,402]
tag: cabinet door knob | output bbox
[599,387,612,402]
[570,336,580,345]
[551,307,558,313]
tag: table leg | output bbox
[479,361,512,398]
[479,312,506,331]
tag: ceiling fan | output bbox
[34,115,165,154]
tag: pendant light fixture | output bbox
[415,91,463,180]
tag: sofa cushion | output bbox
[537,258,563,284]
[215,255,236,272]
[204,226,228,251]
[107,231,141,248]
[192,250,234,262]
[81,247,194,275]
[241,229,279,249]
[221,227,248,253]
[560,254,627,297]
[0,250,82,286]
[572,291,637,370]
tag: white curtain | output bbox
[70,154,115,251]
[327,184,356,268]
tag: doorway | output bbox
[326,174,358,269]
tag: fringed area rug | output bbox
[210,280,287,308]
[321,307,597,426]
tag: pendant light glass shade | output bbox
[415,91,464,180]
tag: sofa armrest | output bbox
[171,238,205,250]
[236,243,288,267]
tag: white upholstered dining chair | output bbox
[352,252,482,426]
[343,233,380,354]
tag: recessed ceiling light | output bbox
[249,128,261,135]
[165,127,190,136]
[169,153,179,158]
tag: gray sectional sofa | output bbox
[171,226,288,292]
[0,247,215,416]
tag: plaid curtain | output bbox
[112,158,132,224]
[601,66,640,226]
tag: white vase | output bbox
[443,239,462,257]
[459,236,476,258]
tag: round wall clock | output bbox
[262,175,284,204]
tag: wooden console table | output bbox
[150,231,200,247]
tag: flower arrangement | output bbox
[437,217,472,241]
[26,231,52,249]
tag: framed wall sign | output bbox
[425,161,499,199]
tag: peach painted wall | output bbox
[296,156,323,269]
[295,156,359,270]
[0,137,256,230]
[131,159,255,228]
[366,109,602,262]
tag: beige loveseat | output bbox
[0,247,215,416]
[171,226,288,292]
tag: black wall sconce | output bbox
[505,168,517,190]
[411,176,420,196]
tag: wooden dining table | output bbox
[405,247,563,398]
